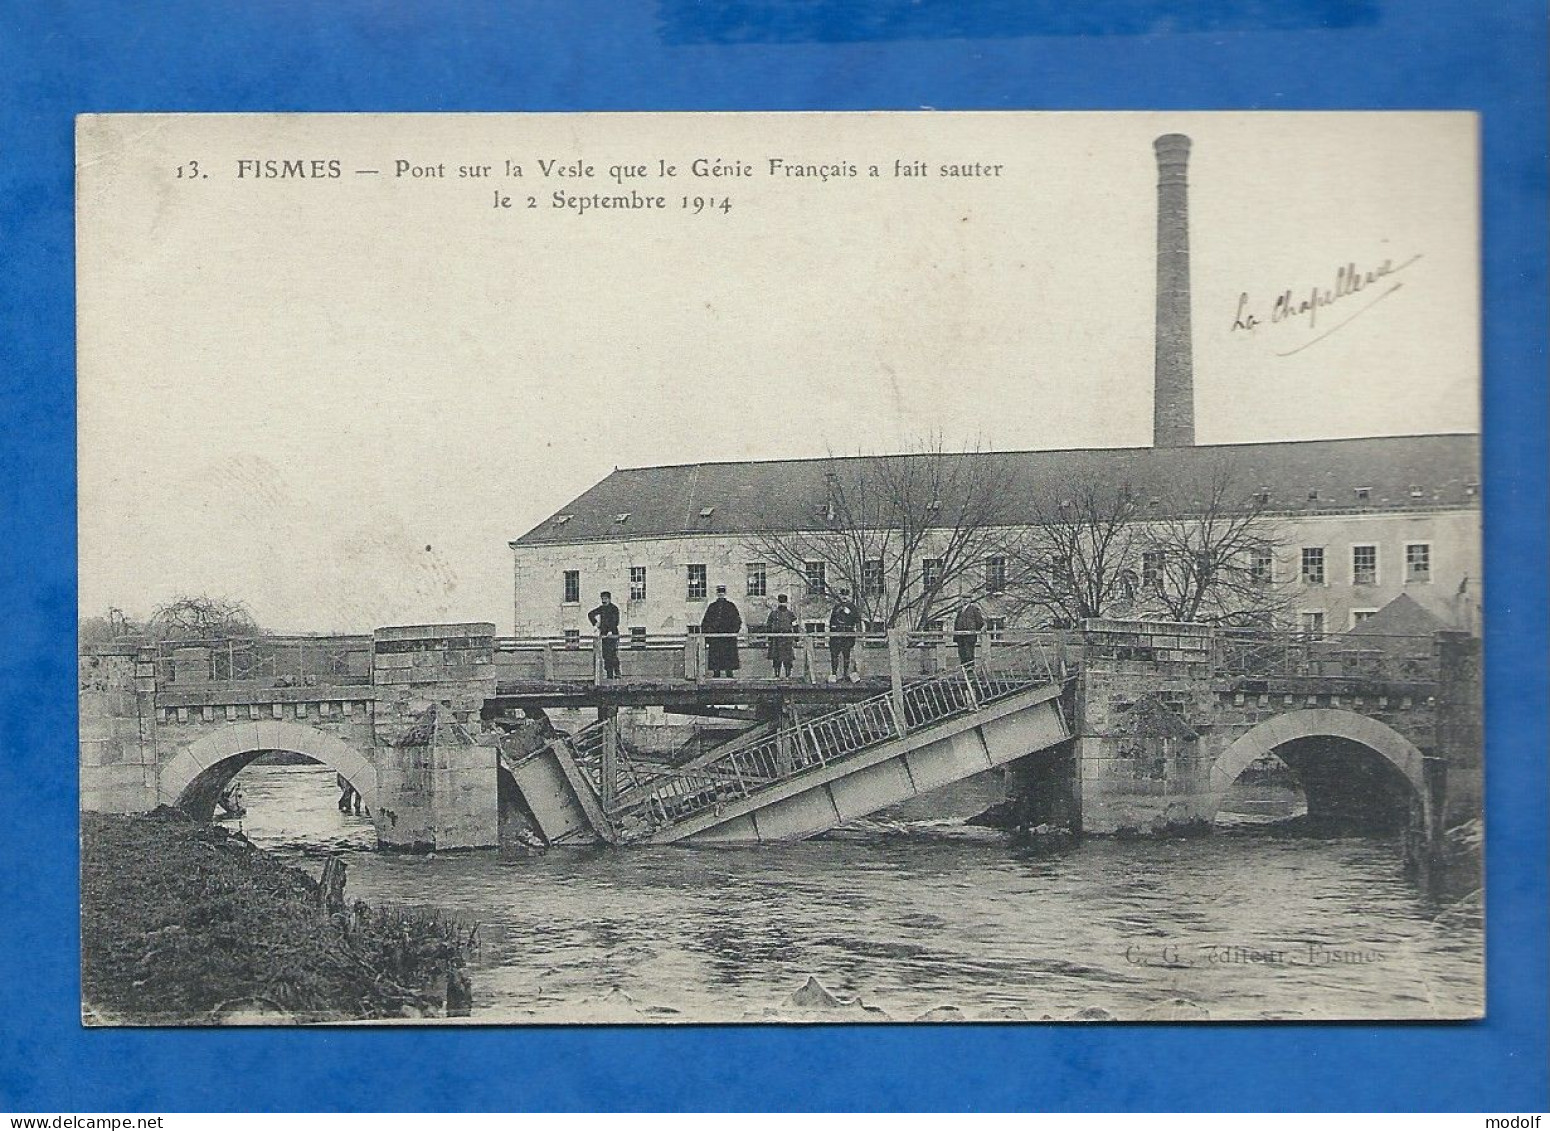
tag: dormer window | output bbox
[698,507,716,519]
[553,514,573,525]
[1307,489,1318,501]
[614,513,631,524]
[1465,480,1479,497]
[1354,487,1371,502]
[1408,485,1424,499]
[1254,488,1271,505]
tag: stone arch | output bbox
[158,720,378,819]
[1208,708,1428,828]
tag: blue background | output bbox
[1,0,1544,1113]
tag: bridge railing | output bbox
[602,641,1063,839]
[144,634,376,689]
[1211,628,1438,684]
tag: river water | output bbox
[229,763,1483,1023]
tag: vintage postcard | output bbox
[77,112,1482,1025]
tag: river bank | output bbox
[81,808,474,1025]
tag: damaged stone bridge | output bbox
[78,619,1480,854]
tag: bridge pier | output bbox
[78,644,160,813]
[371,624,500,852]
[1072,623,1218,835]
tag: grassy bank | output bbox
[81,809,474,1025]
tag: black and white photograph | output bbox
[76,111,1483,1025]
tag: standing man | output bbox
[701,585,743,678]
[588,590,622,679]
[766,593,797,678]
[954,596,988,668]
[828,587,862,683]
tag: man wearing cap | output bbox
[828,587,862,682]
[700,584,743,678]
[765,593,797,678]
[587,591,622,679]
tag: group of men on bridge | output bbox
[584,586,992,682]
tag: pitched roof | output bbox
[1349,593,1450,637]
[511,434,1480,547]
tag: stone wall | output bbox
[1434,630,1483,828]
[78,645,159,813]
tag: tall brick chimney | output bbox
[1153,133,1195,448]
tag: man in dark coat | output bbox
[828,587,862,682]
[588,591,622,678]
[701,585,742,677]
[954,597,988,667]
[765,593,797,677]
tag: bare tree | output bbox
[1001,476,1147,626]
[746,438,1026,628]
[1138,461,1291,625]
[147,595,262,640]
[1000,458,1290,627]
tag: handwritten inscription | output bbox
[1231,254,1423,354]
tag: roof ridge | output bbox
[604,432,1481,474]
[510,433,1481,547]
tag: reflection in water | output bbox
[231,763,1482,1023]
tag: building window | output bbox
[628,566,646,601]
[862,558,885,597]
[1299,610,1326,639]
[686,564,707,601]
[1300,547,1326,586]
[563,628,581,648]
[1352,544,1379,586]
[629,626,647,648]
[1405,543,1432,584]
[562,570,580,604]
[804,620,827,637]
[1249,550,1274,585]
[987,616,1006,641]
[863,620,887,647]
[1141,549,1165,590]
[922,558,944,591]
[746,562,767,598]
[985,556,1007,592]
[804,560,826,597]
[1351,609,1379,629]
